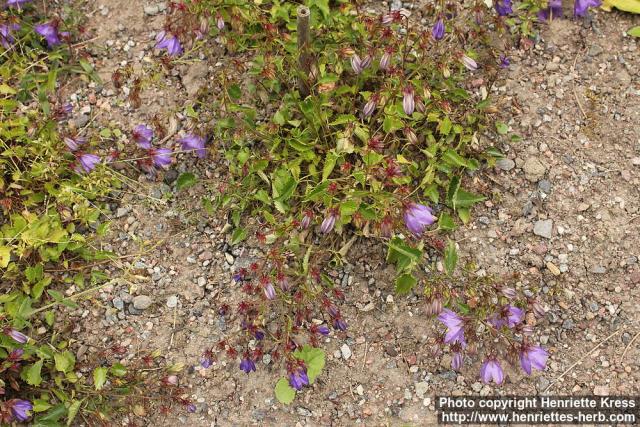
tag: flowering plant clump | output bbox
[150,0,605,401]
[0,2,185,423]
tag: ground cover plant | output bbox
[0,0,613,423]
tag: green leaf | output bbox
[339,200,359,217]
[93,367,108,390]
[24,360,43,386]
[230,227,247,245]
[322,151,338,181]
[175,173,197,191]
[54,351,75,373]
[495,122,509,135]
[444,240,458,276]
[628,26,640,37]
[454,189,485,209]
[293,345,325,383]
[395,273,417,294]
[110,363,127,377]
[0,245,11,268]
[275,377,296,404]
[66,399,82,426]
[387,237,422,271]
[383,115,403,133]
[228,84,242,100]
[438,213,456,231]
[446,176,461,206]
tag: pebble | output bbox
[414,382,429,398]
[523,157,546,182]
[496,158,515,171]
[112,297,124,310]
[132,295,153,310]
[538,179,552,193]
[144,5,160,15]
[340,344,352,360]
[166,295,178,308]
[594,385,609,396]
[533,219,553,239]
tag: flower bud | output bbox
[402,85,415,116]
[404,127,418,145]
[351,54,363,74]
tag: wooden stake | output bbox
[297,6,311,97]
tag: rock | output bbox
[385,345,398,357]
[414,382,429,398]
[167,295,178,308]
[533,219,553,239]
[164,169,178,184]
[546,262,561,276]
[182,62,209,97]
[144,5,160,15]
[73,114,90,128]
[590,266,606,274]
[523,157,546,182]
[496,158,515,171]
[538,180,552,193]
[594,385,609,396]
[132,295,153,310]
[116,207,130,218]
[356,385,364,395]
[225,253,235,265]
[632,157,640,166]
[112,297,124,310]
[340,344,352,360]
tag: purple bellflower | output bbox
[495,0,513,16]
[351,54,363,74]
[538,0,563,20]
[133,124,154,148]
[520,345,548,375]
[179,134,206,158]
[6,0,32,8]
[320,211,337,234]
[35,22,68,48]
[5,328,28,344]
[263,281,276,300]
[150,148,172,168]
[432,19,445,40]
[289,367,310,390]
[403,203,436,236]
[200,356,213,369]
[402,85,415,116]
[239,358,256,373]
[437,309,466,344]
[63,136,85,151]
[574,0,601,16]
[155,31,183,56]
[461,55,478,71]
[0,23,20,49]
[452,351,464,371]
[480,357,504,384]
[380,49,392,71]
[9,399,32,422]
[76,153,100,173]
[333,317,348,331]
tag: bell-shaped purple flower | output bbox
[301,211,312,229]
[186,403,196,413]
[574,0,601,16]
[6,328,28,344]
[480,357,504,384]
[76,153,100,173]
[333,318,348,331]
[217,15,225,30]
[289,367,310,390]
[363,95,377,118]
[431,19,445,40]
[133,124,154,149]
[351,54,363,74]
[402,85,415,116]
[403,202,436,236]
[437,309,465,344]
[35,22,68,48]
[179,134,206,158]
[488,305,524,329]
[200,356,213,368]
[239,358,256,373]
[495,0,513,16]
[317,325,330,336]
[320,212,337,234]
[360,54,372,70]
[499,55,510,69]
[461,55,478,71]
[6,0,33,7]
[9,399,32,422]
[538,0,563,20]
[0,23,20,49]
[64,136,85,151]
[263,281,276,300]
[155,31,183,56]
[379,50,392,71]
[150,148,172,168]
[452,351,463,370]
[520,345,548,375]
